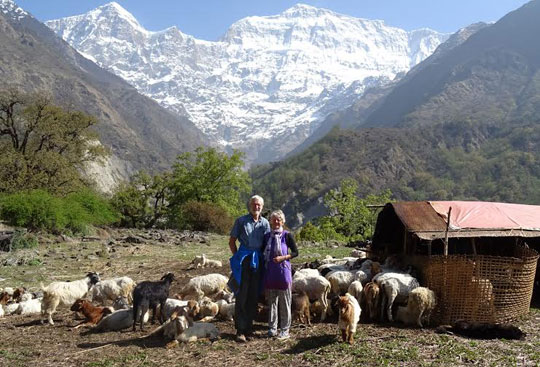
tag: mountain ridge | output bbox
[46,2,449,165]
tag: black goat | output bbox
[436,320,526,340]
[132,272,175,331]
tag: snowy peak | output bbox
[47,4,449,165]
[93,2,145,33]
[281,3,336,18]
[46,1,148,46]
[0,0,29,21]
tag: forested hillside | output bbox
[252,118,540,227]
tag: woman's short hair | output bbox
[270,209,286,224]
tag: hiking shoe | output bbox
[267,330,277,338]
[277,331,290,341]
[235,334,247,343]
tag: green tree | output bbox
[111,171,169,228]
[299,179,393,242]
[167,147,251,220]
[0,90,107,194]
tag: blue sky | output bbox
[17,0,530,41]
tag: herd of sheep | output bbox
[0,252,440,345]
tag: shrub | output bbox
[0,190,64,231]
[0,189,118,233]
[10,229,38,250]
[65,189,119,229]
[175,200,234,234]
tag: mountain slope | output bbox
[0,0,206,190]
[251,1,540,227]
[46,2,448,165]
[286,22,490,158]
[363,1,540,128]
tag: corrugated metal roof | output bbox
[389,201,540,240]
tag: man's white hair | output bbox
[249,195,264,207]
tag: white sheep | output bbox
[41,272,100,325]
[215,299,235,321]
[15,297,42,315]
[4,302,20,315]
[292,275,331,321]
[317,263,347,276]
[374,272,419,322]
[319,256,349,266]
[177,322,219,343]
[326,270,356,296]
[178,273,229,300]
[189,255,222,269]
[395,287,436,327]
[205,259,223,268]
[350,249,367,258]
[347,281,363,305]
[191,255,206,269]
[92,308,149,332]
[294,268,320,279]
[353,260,378,285]
[147,308,219,346]
[90,276,136,305]
[20,293,33,302]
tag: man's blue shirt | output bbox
[230,213,270,251]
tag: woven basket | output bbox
[424,246,538,324]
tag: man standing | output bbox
[229,195,270,342]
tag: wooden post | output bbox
[471,238,477,255]
[403,229,407,255]
[444,207,452,256]
[428,240,432,257]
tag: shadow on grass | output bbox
[77,334,169,350]
[283,334,337,354]
[14,319,45,327]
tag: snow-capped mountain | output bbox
[0,0,28,20]
[47,2,449,164]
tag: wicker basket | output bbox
[424,246,538,324]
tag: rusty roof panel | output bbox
[391,201,447,232]
[414,229,540,240]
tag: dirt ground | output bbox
[0,230,538,367]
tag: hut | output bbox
[371,201,540,324]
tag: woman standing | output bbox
[262,210,298,340]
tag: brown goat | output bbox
[70,299,113,329]
[0,292,11,305]
[363,282,380,321]
[338,294,361,344]
[292,291,311,325]
[12,287,26,303]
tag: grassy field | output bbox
[0,228,538,367]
